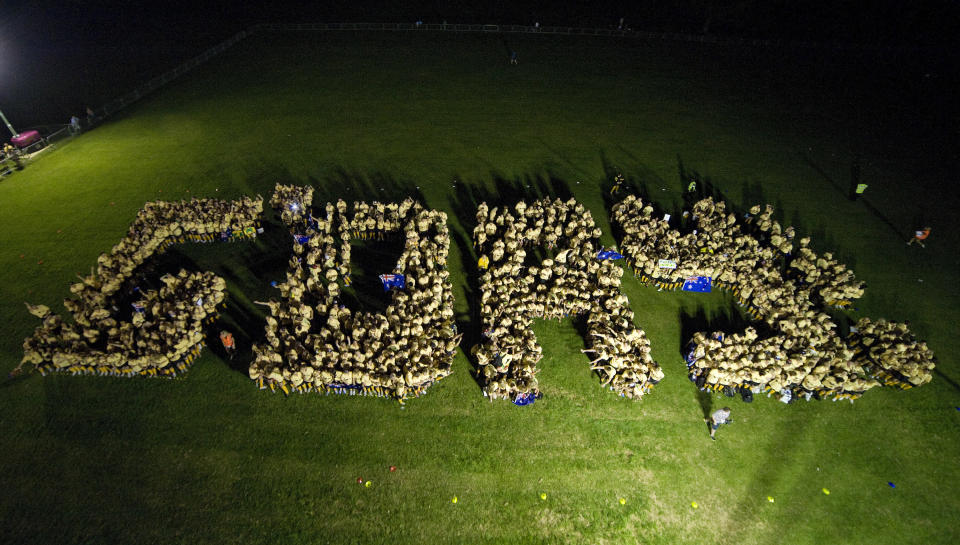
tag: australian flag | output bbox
[379,273,406,291]
[682,276,713,293]
[293,234,311,245]
[597,249,624,260]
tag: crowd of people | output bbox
[17,184,935,404]
[93,196,263,296]
[472,198,663,402]
[270,184,313,225]
[17,197,263,378]
[615,197,863,308]
[612,194,934,402]
[849,318,935,389]
[21,270,225,378]
[248,185,460,403]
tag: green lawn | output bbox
[1,31,957,544]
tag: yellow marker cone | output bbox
[767,496,775,503]
[691,501,698,509]
[619,498,626,505]
[540,493,547,500]
[822,488,830,495]
[451,496,458,504]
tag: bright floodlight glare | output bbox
[0,109,18,137]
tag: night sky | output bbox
[0,1,955,129]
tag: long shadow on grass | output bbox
[680,303,816,538]
[676,162,866,277]
[675,155,746,219]
[599,150,725,255]
[934,369,960,394]
[309,167,426,206]
[598,152,655,239]
[725,411,812,540]
[799,151,904,240]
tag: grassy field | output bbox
[1,30,958,544]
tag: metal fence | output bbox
[250,22,921,54]
[252,22,638,37]
[88,21,920,126]
[96,29,249,120]
[40,126,72,148]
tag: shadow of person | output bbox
[697,388,713,426]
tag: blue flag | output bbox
[379,274,406,291]
[293,234,311,245]
[682,276,712,293]
[513,392,537,406]
[597,250,624,260]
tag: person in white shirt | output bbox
[709,407,732,440]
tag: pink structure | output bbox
[11,130,41,148]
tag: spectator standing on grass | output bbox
[610,172,625,195]
[86,107,96,125]
[3,143,22,169]
[69,116,81,134]
[219,330,236,359]
[907,227,931,248]
[708,407,732,440]
[510,50,518,65]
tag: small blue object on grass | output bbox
[888,482,896,488]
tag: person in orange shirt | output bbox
[219,330,236,359]
[907,227,931,248]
